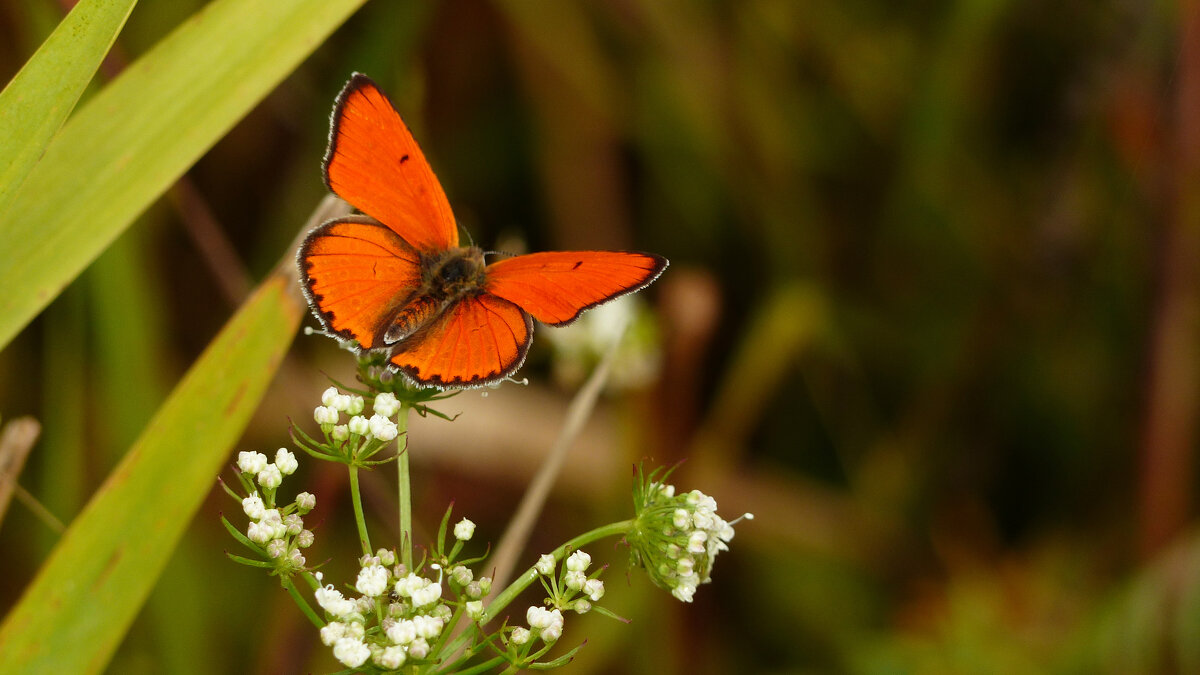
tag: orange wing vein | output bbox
[484,251,668,325]
[389,293,533,388]
[324,73,459,252]
[298,216,423,350]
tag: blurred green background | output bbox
[3,0,1200,672]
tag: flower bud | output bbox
[565,550,591,572]
[241,493,265,520]
[313,406,338,426]
[275,448,298,475]
[509,627,530,645]
[453,518,476,541]
[465,600,484,620]
[348,415,369,436]
[257,464,282,489]
[295,491,316,513]
[368,414,398,441]
[535,553,555,576]
[373,392,400,418]
[237,451,268,475]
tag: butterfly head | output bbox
[422,246,487,300]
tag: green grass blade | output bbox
[0,265,305,673]
[0,0,367,353]
[0,0,136,218]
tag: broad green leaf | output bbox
[0,0,135,218]
[0,0,368,352]
[0,263,305,673]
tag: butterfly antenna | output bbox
[483,249,516,262]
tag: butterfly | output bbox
[298,74,668,388]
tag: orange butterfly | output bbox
[299,74,668,388]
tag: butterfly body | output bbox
[299,74,667,388]
[383,246,486,344]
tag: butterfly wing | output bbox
[389,293,533,388]
[484,251,668,325]
[298,216,423,350]
[324,73,459,252]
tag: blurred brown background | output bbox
[3,0,1200,672]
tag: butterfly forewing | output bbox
[324,74,459,252]
[484,251,668,325]
[299,216,424,349]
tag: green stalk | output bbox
[397,405,413,568]
[281,575,323,629]
[482,520,633,623]
[348,465,372,557]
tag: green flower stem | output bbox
[455,655,507,675]
[482,519,633,623]
[281,575,323,629]
[347,465,372,557]
[397,404,412,569]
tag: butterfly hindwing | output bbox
[389,293,533,387]
[298,216,423,350]
[324,73,459,252]
[484,251,668,325]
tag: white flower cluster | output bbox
[313,387,400,443]
[236,449,313,571]
[511,549,605,649]
[314,550,493,669]
[631,480,752,603]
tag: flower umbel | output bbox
[627,464,752,602]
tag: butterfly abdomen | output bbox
[383,294,444,344]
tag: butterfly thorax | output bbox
[382,246,487,345]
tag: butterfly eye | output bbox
[438,258,471,284]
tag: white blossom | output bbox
[332,637,370,668]
[319,621,346,646]
[246,521,272,544]
[368,414,398,441]
[450,565,473,586]
[275,448,298,475]
[387,619,416,645]
[296,529,315,548]
[256,464,282,489]
[345,394,365,416]
[295,491,316,513]
[348,415,369,436]
[411,581,441,608]
[321,387,340,407]
[672,582,696,603]
[564,570,586,590]
[565,550,591,572]
[356,564,389,597]
[672,506,691,528]
[373,392,400,417]
[315,585,357,619]
[453,518,476,541]
[331,424,349,441]
[412,614,444,639]
[313,405,338,425]
[266,539,287,558]
[509,627,530,645]
[465,600,484,620]
[377,645,406,669]
[241,493,265,520]
[237,451,268,474]
[584,578,605,602]
[535,553,556,576]
[407,637,429,659]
